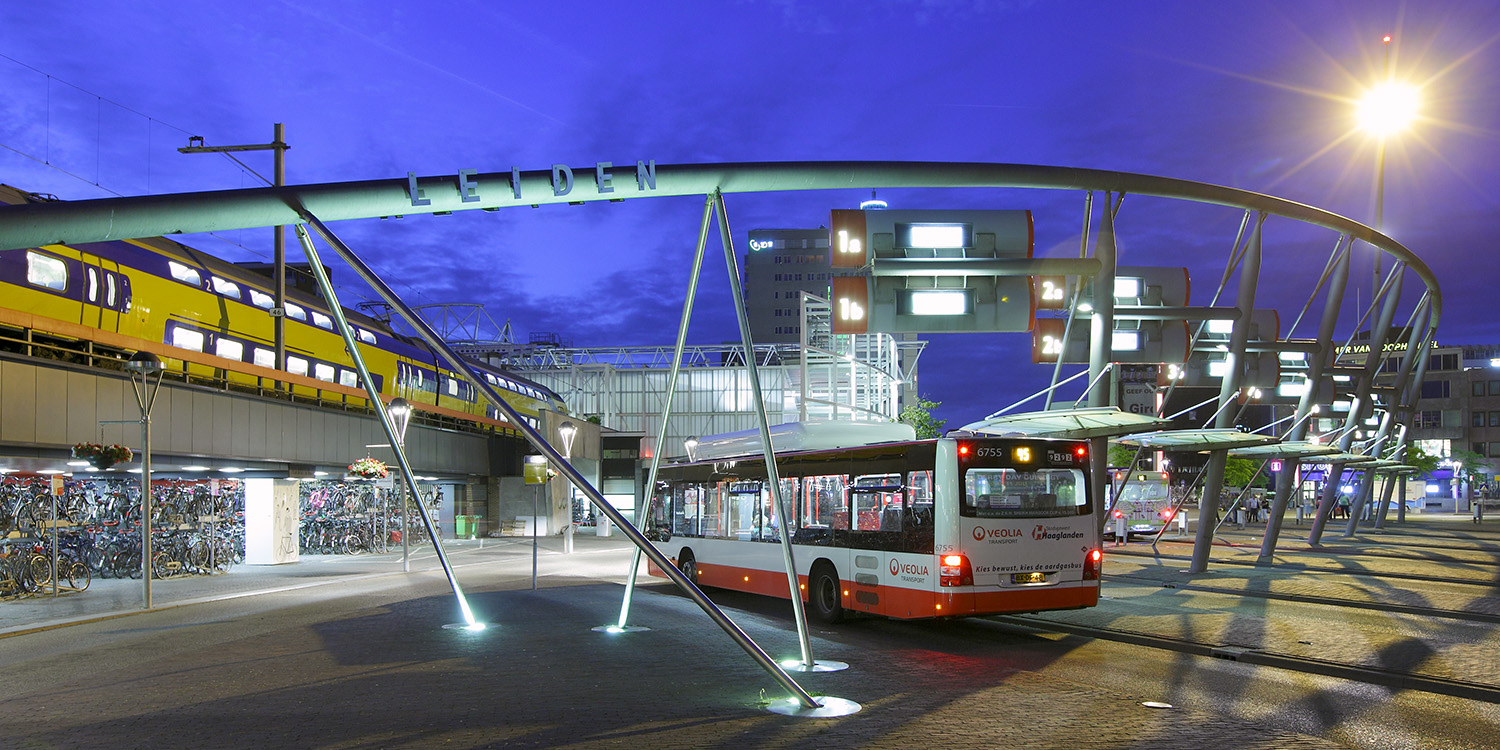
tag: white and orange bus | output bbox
[644,422,1101,622]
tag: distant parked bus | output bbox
[1106,469,1176,538]
[644,422,1102,622]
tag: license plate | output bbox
[1011,572,1047,584]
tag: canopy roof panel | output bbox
[1114,428,1279,452]
[1227,441,1342,459]
[960,407,1172,440]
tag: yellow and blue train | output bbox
[0,184,563,432]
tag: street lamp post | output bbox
[125,351,164,608]
[1356,35,1419,295]
[558,421,577,554]
[388,398,413,572]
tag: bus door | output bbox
[846,474,907,614]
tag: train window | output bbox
[311,311,333,330]
[248,288,274,309]
[355,328,376,344]
[86,267,99,303]
[285,304,307,321]
[26,251,67,291]
[314,363,336,382]
[171,326,205,352]
[167,261,202,287]
[105,273,117,307]
[210,276,242,299]
[447,378,460,397]
[253,347,274,368]
[215,339,244,361]
[287,356,309,377]
[339,369,358,388]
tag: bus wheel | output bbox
[677,551,698,585]
[809,564,844,624]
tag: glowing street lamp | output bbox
[388,398,413,571]
[125,351,163,608]
[558,421,577,554]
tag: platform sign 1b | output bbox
[831,276,869,334]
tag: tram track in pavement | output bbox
[1100,571,1500,625]
[993,611,1500,705]
[1107,545,1500,592]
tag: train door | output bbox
[78,252,127,332]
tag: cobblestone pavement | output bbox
[0,516,1497,749]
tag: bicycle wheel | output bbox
[26,552,52,591]
[186,537,211,571]
[65,559,91,591]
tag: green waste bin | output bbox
[455,515,477,540]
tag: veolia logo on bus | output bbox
[972,527,1024,542]
[889,559,929,577]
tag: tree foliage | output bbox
[899,395,947,439]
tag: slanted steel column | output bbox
[1347,293,1425,534]
[1381,307,1435,526]
[291,225,477,627]
[1260,238,1352,561]
[1310,265,1405,546]
[714,191,825,671]
[297,212,827,711]
[1190,215,1264,574]
[614,194,713,630]
[1088,194,1118,533]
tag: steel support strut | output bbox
[713,191,826,671]
[614,194,714,630]
[295,212,827,712]
[1190,215,1264,574]
[291,226,477,627]
[1259,236,1352,561]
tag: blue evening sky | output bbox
[2,1,1497,427]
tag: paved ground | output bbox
[1,514,1498,749]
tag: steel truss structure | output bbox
[0,160,1440,703]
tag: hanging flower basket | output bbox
[73,442,133,470]
[348,456,389,479]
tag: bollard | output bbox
[1475,501,1483,525]
[1113,513,1126,545]
[564,519,575,553]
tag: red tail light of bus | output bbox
[939,554,973,587]
[1083,548,1103,580]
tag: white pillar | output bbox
[245,478,300,564]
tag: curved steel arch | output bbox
[0,161,1439,326]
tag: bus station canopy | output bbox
[1113,428,1279,452]
[960,407,1173,440]
[1304,451,1382,466]
[1227,441,1342,460]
